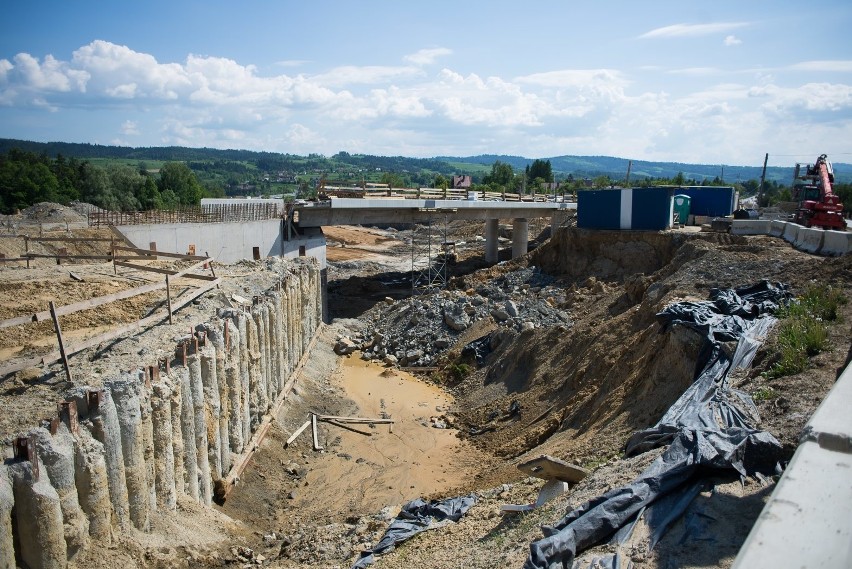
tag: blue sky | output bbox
[1,1,851,167]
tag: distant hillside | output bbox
[440,154,852,184]
[2,138,850,184]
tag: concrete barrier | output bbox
[781,222,800,244]
[731,219,772,235]
[793,226,825,254]
[821,229,852,256]
[732,360,852,568]
[770,220,785,237]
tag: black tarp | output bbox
[352,494,477,568]
[523,281,790,569]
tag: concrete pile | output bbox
[341,266,571,367]
[0,259,322,569]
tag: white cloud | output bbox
[639,22,749,39]
[404,48,452,66]
[667,67,722,76]
[789,60,852,72]
[724,35,742,46]
[310,65,423,88]
[2,39,852,165]
[121,120,139,135]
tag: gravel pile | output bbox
[335,266,572,367]
[20,202,87,222]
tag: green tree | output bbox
[434,174,449,190]
[106,164,144,211]
[593,175,611,189]
[483,161,514,188]
[380,172,405,189]
[527,159,553,184]
[138,176,162,210]
[158,162,204,205]
[79,163,117,210]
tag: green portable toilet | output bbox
[673,194,691,225]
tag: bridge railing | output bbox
[321,186,575,202]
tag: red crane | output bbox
[792,154,846,231]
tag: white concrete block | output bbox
[731,220,772,235]
[821,229,852,256]
[782,222,800,244]
[794,226,825,253]
[732,441,852,569]
[770,220,786,237]
[805,364,852,452]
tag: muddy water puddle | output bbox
[295,356,488,517]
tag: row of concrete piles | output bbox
[0,259,322,569]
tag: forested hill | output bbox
[439,154,852,185]
[2,138,850,184]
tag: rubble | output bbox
[337,267,572,368]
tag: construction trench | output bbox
[0,258,322,569]
[1,209,851,568]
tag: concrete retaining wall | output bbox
[0,258,322,566]
[116,221,327,267]
[730,219,850,256]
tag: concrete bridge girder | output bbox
[296,199,575,261]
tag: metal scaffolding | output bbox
[410,209,454,294]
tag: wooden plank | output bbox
[316,415,394,424]
[25,254,125,260]
[112,245,209,261]
[311,414,323,451]
[29,236,115,243]
[19,258,214,325]
[48,301,73,383]
[113,261,218,281]
[0,278,220,378]
[323,419,373,437]
[517,455,589,483]
[285,420,312,447]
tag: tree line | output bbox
[0,149,219,214]
[3,146,850,215]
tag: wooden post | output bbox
[311,413,323,451]
[165,274,173,325]
[49,301,73,383]
[25,236,30,268]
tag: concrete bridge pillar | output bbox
[485,218,499,263]
[512,218,529,259]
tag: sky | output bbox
[1,1,851,167]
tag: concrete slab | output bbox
[731,220,772,235]
[731,441,852,569]
[296,199,575,227]
[517,455,589,482]
[804,363,852,453]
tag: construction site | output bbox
[0,191,850,569]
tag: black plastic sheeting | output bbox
[523,281,790,569]
[352,494,477,568]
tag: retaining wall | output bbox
[731,219,851,255]
[116,220,327,267]
[0,258,322,568]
